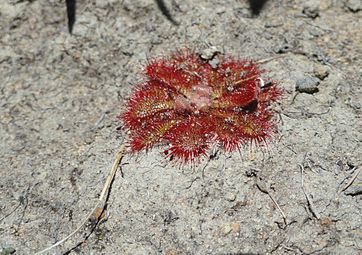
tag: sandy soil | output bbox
[1,0,361,254]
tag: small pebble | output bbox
[0,247,16,255]
[222,224,232,235]
[302,1,320,18]
[296,77,320,94]
[225,192,236,202]
[231,222,241,234]
[165,249,179,255]
[313,65,329,80]
[345,0,362,12]
[199,46,221,60]
[345,186,362,196]
[319,217,333,227]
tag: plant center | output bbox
[175,84,213,114]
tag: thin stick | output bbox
[35,144,125,255]
[339,166,361,193]
[99,145,125,201]
[256,178,287,225]
[256,55,284,64]
[234,74,258,86]
[269,192,287,223]
[299,164,320,219]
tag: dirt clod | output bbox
[296,76,320,94]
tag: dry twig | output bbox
[35,144,125,255]
[256,55,284,64]
[299,164,320,219]
[256,177,287,225]
[339,166,361,193]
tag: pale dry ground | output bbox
[0,0,361,254]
